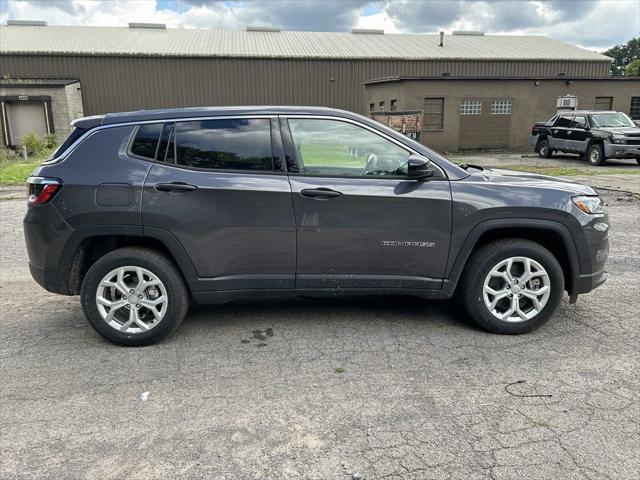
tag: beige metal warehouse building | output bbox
[1,22,637,151]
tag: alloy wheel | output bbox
[482,256,551,323]
[95,266,168,334]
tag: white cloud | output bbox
[2,0,638,50]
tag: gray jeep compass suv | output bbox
[24,107,609,346]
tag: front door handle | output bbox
[567,130,573,135]
[155,182,197,192]
[300,188,342,199]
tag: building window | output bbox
[629,97,640,120]
[369,103,375,112]
[460,100,481,115]
[390,99,397,111]
[423,98,444,131]
[491,100,512,115]
[379,101,385,111]
[594,96,613,111]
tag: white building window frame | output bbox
[460,100,482,115]
[491,100,512,115]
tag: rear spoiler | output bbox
[71,114,105,130]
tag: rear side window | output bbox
[51,126,88,159]
[130,124,163,159]
[175,119,273,171]
[555,116,573,128]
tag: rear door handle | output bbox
[155,182,197,192]
[300,188,342,199]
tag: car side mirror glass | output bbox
[407,154,434,179]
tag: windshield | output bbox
[589,112,635,128]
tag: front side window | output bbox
[287,118,411,177]
[572,116,587,129]
[130,123,163,159]
[174,119,273,171]
[460,100,481,115]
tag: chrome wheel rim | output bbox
[589,147,600,163]
[482,256,550,323]
[96,266,168,334]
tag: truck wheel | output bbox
[460,239,564,334]
[587,143,606,166]
[538,139,552,158]
[81,247,189,346]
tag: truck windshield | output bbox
[589,112,635,128]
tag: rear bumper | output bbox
[529,134,539,149]
[29,262,73,295]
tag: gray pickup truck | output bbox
[530,110,640,165]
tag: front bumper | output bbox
[604,143,640,158]
[573,268,607,295]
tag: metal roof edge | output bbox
[362,75,639,85]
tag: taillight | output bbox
[27,177,62,205]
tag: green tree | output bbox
[626,58,640,76]
[603,38,639,76]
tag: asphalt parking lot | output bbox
[1,173,639,479]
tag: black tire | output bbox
[587,143,606,166]
[81,247,189,346]
[460,239,564,334]
[538,139,552,158]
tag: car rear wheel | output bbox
[538,139,552,158]
[460,239,564,334]
[587,143,606,166]
[81,247,189,346]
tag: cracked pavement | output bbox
[1,190,639,479]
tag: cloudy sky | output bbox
[1,0,638,51]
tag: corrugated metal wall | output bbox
[0,55,611,115]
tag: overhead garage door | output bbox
[459,99,512,149]
[6,102,48,146]
[594,97,613,111]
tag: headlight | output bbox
[572,195,605,214]
[611,134,626,144]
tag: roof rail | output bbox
[128,22,166,29]
[351,28,384,34]
[7,20,48,26]
[246,26,281,32]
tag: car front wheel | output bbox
[460,239,564,334]
[587,143,606,166]
[81,247,189,346]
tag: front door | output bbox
[142,117,296,291]
[282,116,452,290]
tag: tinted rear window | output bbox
[555,116,573,128]
[175,119,273,171]
[131,124,163,159]
[51,127,88,159]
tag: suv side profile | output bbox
[25,107,609,346]
[530,110,640,165]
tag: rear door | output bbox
[568,115,589,153]
[550,114,573,151]
[282,116,452,290]
[141,116,296,291]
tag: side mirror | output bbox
[407,154,434,179]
